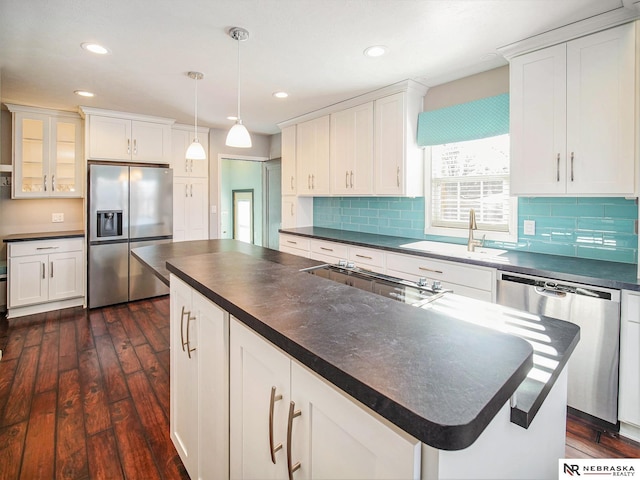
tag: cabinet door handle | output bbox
[570,152,574,182]
[307,174,311,190]
[355,254,372,260]
[52,175,55,192]
[185,184,189,198]
[290,204,294,216]
[418,266,443,274]
[311,174,315,189]
[556,154,560,182]
[350,170,354,188]
[290,176,294,191]
[180,306,189,352]
[42,262,45,279]
[185,159,189,174]
[127,139,131,155]
[190,159,194,173]
[185,312,196,359]
[50,261,53,278]
[190,184,193,197]
[345,171,349,188]
[396,166,400,187]
[133,139,138,155]
[44,174,47,192]
[286,401,302,480]
[269,386,283,464]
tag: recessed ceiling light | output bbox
[273,91,288,99]
[74,90,95,97]
[364,45,387,58]
[81,42,110,55]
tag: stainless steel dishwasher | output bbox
[496,271,620,426]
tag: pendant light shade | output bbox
[186,71,207,160]
[226,27,252,148]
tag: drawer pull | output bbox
[355,254,372,260]
[269,386,283,464]
[36,246,59,250]
[287,240,297,245]
[418,266,443,274]
[286,401,302,480]
[320,247,333,252]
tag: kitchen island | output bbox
[133,240,579,480]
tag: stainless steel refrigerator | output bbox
[88,163,173,308]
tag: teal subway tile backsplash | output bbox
[313,196,638,264]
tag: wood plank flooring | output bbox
[0,296,638,479]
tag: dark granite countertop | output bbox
[3,230,85,243]
[280,227,640,291]
[133,239,579,451]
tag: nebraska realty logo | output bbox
[559,459,638,477]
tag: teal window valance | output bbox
[417,93,509,146]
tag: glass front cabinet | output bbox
[7,104,83,198]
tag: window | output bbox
[417,93,516,242]
[431,134,510,232]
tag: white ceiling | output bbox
[0,0,634,135]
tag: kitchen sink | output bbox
[399,240,508,261]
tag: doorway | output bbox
[232,189,254,244]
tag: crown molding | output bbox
[277,79,429,129]
[498,7,639,59]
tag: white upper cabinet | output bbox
[7,104,83,199]
[281,125,297,195]
[171,125,209,178]
[296,115,330,195]
[510,23,636,196]
[330,102,374,195]
[81,107,174,164]
[374,91,424,197]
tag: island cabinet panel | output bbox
[230,318,421,480]
[619,291,640,437]
[510,22,636,196]
[169,275,229,480]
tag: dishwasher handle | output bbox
[499,273,616,301]
[534,286,567,298]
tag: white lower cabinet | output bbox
[619,290,640,440]
[230,318,421,480]
[7,237,84,318]
[170,275,229,480]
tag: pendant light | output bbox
[186,71,207,160]
[226,27,252,148]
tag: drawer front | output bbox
[279,234,310,253]
[386,252,494,292]
[9,238,84,257]
[349,246,385,269]
[310,239,348,261]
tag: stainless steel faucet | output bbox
[467,209,484,252]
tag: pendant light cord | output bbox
[194,75,199,135]
[236,34,241,121]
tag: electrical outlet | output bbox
[523,220,536,236]
[52,213,64,223]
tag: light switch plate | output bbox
[523,220,535,235]
[52,213,64,223]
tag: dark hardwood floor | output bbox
[0,296,638,479]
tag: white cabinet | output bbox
[281,125,297,195]
[281,196,298,230]
[170,275,229,480]
[7,237,84,318]
[296,116,330,195]
[330,102,374,195]
[171,125,209,178]
[81,107,173,163]
[385,251,496,301]
[510,23,636,196]
[619,291,640,431]
[348,245,385,273]
[7,104,83,198]
[279,233,310,258]
[230,318,420,480]
[309,238,349,263]
[171,125,209,242]
[374,91,424,197]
